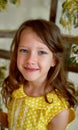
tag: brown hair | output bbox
[2,19,77,107]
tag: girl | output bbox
[0,19,77,130]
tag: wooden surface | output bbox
[49,0,58,22]
[0,49,10,59]
[0,30,16,38]
[62,35,78,45]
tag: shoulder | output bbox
[48,108,76,130]
[46,90,76,123]
[48,109,69,130]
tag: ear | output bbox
[51,57,56,67]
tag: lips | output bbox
[24,67,39,72]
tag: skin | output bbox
[48,109,69,130]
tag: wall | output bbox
[0,0,51,30]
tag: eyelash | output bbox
[38,51,47,55]
[19,49,47,55]
[19,49,28,53]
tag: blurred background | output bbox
[0,0,78,130]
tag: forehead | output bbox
[19,28,50,50]
[20,28,43,44]
[20,28,39,39]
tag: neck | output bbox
[24,81,46,97]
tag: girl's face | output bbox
[17,28,55,83]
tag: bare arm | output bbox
[48,109,69,130]
[0,111,8,128]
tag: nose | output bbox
[26,52,37,64]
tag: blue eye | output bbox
[20,49,28,53]
[38,51,47,55]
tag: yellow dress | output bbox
[8,85,75,130]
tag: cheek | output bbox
[41,58,52,69]
[17,56,23,68]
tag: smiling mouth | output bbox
[24,67,39,72]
